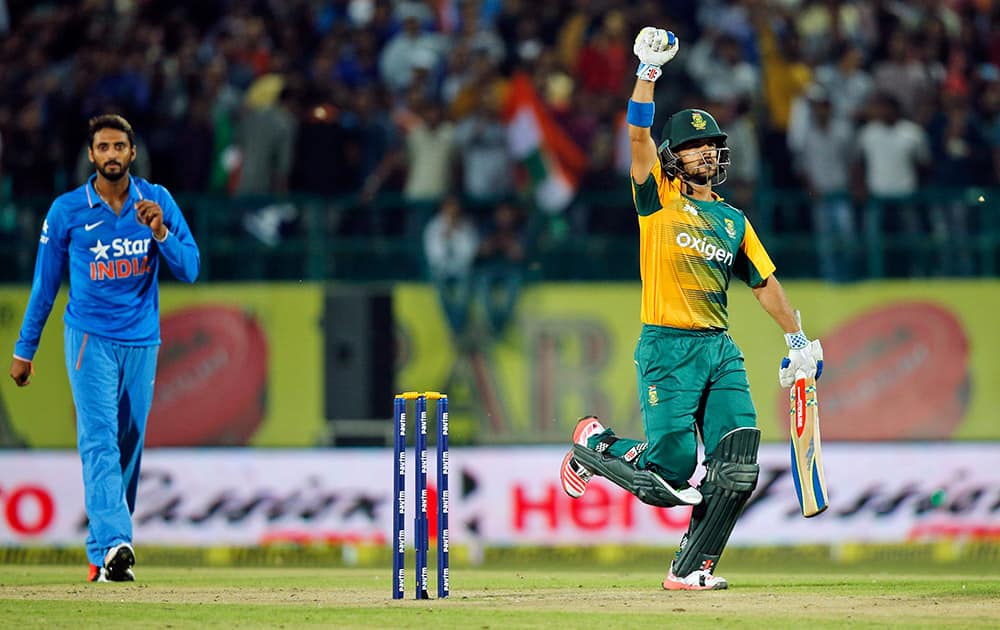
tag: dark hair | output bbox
[874,92,901,117]
[88,114,136,147]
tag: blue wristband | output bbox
[626,99,655,127]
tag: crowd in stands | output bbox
[0,0,999,284]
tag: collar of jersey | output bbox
[682,191,724,206]
[86,173,144,210]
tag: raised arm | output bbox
[628,27,679,183]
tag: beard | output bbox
[97,158,131,181]
[683,162,717,185]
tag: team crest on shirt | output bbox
[691,112,707,130]
[724,218,736,238]
[647,385,659,406]
[682,201,699,216]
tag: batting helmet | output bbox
[658,108,729,187]
[657,108,728,155]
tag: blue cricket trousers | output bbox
[64,326,158,566]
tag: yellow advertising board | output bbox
[0,284,325,448]
[396,280,1000,443]
[2,280,997,447]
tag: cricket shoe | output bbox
[88,564,136,582]
[103,543,136,582]
[87,564,107,582]
[572,416,606,447]
[560,416,606,499]
[560,451,593,498]
[662,563,728,591]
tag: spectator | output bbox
[685,31,759,106]
[813,43,874,123]
[455,0,507,67]
[714,98,760,214]
[789,85,856,282]
[751,7,813,189]
[423,195,480,337]
[363,98,456,236]
[792,0,875,62]
[0,0,996,284]
[349,86,394,190]
[171,96,215,193]
[872,28,942,119]
[453,87,513,203]
[201,57,243,194]
[235,78,298,196]
[855,93,931,276]
[331,30,381,89]
[378,11,446,94]
[927,92,991,275]
[474,200,527,336]
[574,11,629,96]
[293,95,357,196]
[442,40,501,119]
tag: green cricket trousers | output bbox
[590,324,758,486]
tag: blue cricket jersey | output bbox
[14,174,200,360]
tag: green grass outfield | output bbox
[3,548,1000,629]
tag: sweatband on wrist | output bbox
[626,99,655,127]
[636,62,662,82]
[785,330,808,350]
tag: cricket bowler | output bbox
[9,115,200,582]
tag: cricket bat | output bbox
[789,373,828,517]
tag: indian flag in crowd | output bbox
[503,73,586,214]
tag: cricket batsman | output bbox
[559,27,824,590]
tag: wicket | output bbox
[392,391,449,600]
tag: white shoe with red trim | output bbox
[662,563,728,591]
[559,416,606,499]
[572,416,605,446]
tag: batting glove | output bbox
[779,338,824,388]
[633,27,678,82]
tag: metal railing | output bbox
[0,187,996,283]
